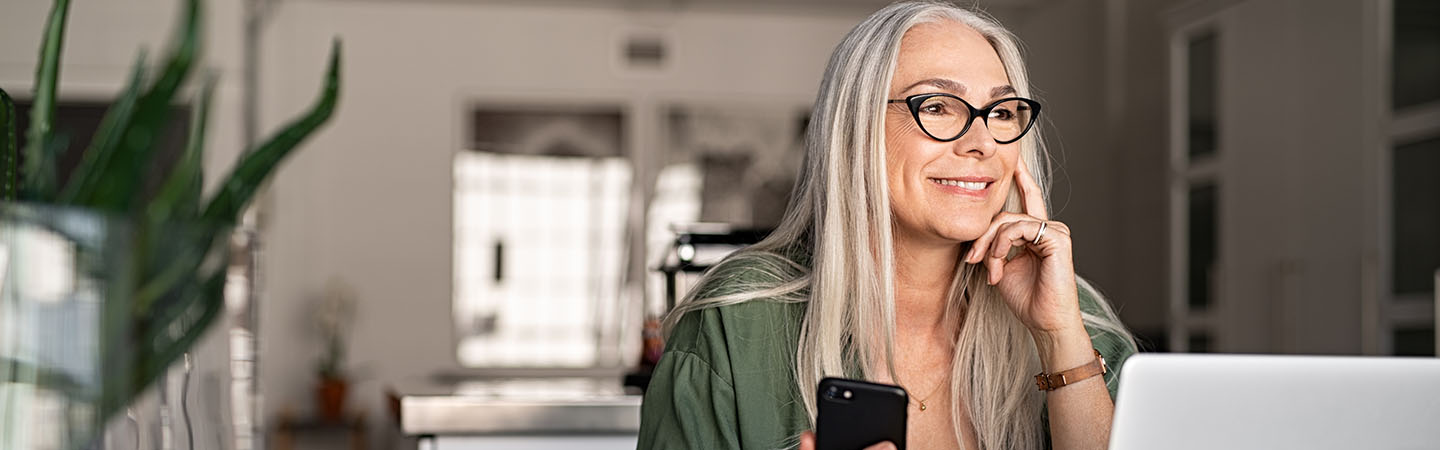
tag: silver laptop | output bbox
[1109,354,1440,450]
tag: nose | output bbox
[951,115,998,158]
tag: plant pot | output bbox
[316,376,349,422]
[0,202,233,449]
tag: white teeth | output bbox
[931,178,987,190]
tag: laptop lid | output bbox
[1109,354,1440,450]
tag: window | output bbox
[453,108,631,368]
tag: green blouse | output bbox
[637,252,1136,450]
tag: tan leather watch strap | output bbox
[1034,349,1107,391]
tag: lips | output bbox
[930,178,989,190]
[927,176,995,193]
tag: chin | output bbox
[936,221,990,244]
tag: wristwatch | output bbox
[1034,349,1107,391]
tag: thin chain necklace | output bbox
[909,375,950,412]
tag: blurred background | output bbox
[2,0,1436,448]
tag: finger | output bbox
[986,221,1032,285]
[990,221,1033,259]
[799,431,816,450]
[985,223,1017,284]
[966,212,1028,264]
[987,252,1005,285]
[1047,221,1071,237]
[1015,158,1049,221]
[864,441,898,450]
[1000,220,1070,259]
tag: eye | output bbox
[989,107,1015,121]
[918,96,961,117]
[920,103,948,116]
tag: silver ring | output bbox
[1032,221,1048,245]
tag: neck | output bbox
[892,228,966,337]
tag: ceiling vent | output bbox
[624,34,667,69]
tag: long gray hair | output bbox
[664,2,1136,448]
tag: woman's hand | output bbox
[798,431,896,450]
[962,160,1084,340]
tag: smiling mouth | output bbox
[928,178,992,191]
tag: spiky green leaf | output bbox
[203,39,341,224]
[1,87,16,201]
[58,51,149,205]
[99,252,226,426]
[19,0,71,199]
[24,133,70,198]
[77,0,200,211]
[146,72,213,224]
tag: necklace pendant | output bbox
[919,402,927,411]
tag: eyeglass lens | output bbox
[916,96,1035,142]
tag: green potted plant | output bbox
[0,0,341,447]
[314,278,358,422]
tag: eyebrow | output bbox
[900,78,1018,99]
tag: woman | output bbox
[638,2,1137,449]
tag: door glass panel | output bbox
[1188,32,1219,159]
[1392,136,1440,296]
[1188,332,1213,353]
[1393,326,1436,356]
[1393,0,1440,110]
[1188,183,1218,310]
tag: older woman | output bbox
[638,2,1137,449]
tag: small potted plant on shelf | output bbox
[0,0,342,447]
[314,278,358,423]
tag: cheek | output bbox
[988,179,1013,215]
[883,126,925,190]
[993,147,1023,208]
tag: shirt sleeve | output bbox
[638,310,742,450]
[1091,327,1134,400]
[1076,287,1138,401]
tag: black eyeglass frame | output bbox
[886,93,1043,144]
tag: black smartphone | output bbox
[816,377,908,450]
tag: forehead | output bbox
[891,20,1010,97]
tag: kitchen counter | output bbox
[398,375,643,450]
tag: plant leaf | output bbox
[58,51,149,205]
[203,39,342,224]
[147,72,213,224]
[25,133,71,198]
[100,254,226,426]
[130,73,216,312]
[76,0,200,211]
[19,0,71,200]
[1,87,16,201]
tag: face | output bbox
[885,20,1021,246]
